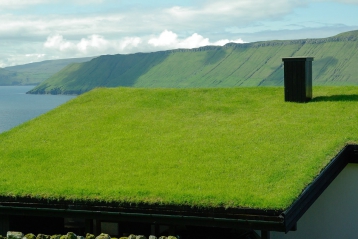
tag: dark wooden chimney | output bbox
[282,57,314,103]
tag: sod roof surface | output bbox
[0,86,357,210]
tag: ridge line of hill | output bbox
[24,29,358,95]
[0,57,95,86]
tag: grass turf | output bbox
[0,86,358,210]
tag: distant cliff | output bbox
[28,30,358,95]
[0,57,94,86]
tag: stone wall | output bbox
[4,231,177,239]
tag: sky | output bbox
[0,0,358,67]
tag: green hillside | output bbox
[1,86,358,210]
[0,57,94,86]
[0,68,28,85]
[28,30,358,95]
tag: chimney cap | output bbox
[282,57,314,61]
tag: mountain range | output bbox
[3,30,358,94]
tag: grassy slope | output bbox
[1,86,358,210]
[0,68,27,85]
[30,53,169,94]
[0,57,94,86]
[28,30,358,94]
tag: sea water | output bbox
[0,86,75,133]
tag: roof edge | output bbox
[0,204,286,231]
[282,144,358,232]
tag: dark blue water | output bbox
[0,86,75,133]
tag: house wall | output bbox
[272,163,358,239]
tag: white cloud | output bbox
[0,0,357,67]
[165,0,306,24]
[0,30,247,67]
[0,0,307,43]
[25,53,46,58]
[42,31,245,59]
[177,33,211,48]
[147,30,245,50]
[77,35,109,53]
[118,37,142,50]
[334,0,358,3]
[214,39,246,45]
[315,0,358,4]
[0,52,46,68]
[44,34,74,51]
[0,0,48,8]
[148,30,179,47]
[70,0,106,4]
[43,34,144,56]
[0,0,106,9]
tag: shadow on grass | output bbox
[312,94,358,102]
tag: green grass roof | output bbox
[1,86,358,210]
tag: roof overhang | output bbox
[282,144,358,232]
